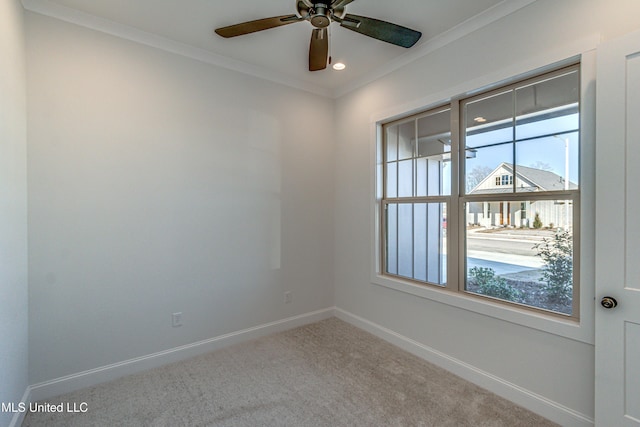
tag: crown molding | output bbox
[21,0,333,98]
[332,0,540,98]
[22,0,539,100]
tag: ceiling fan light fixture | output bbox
[332,62,346,71]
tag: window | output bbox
[494,175,513,186]
[380,64,580,319]
[383,107,451,286]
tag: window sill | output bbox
[371,273,593,344]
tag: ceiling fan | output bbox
[214,0,422,71]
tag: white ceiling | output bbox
[22,0,536,97]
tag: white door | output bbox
[595,30,640,426]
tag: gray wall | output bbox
[0,0,29,425]
[333,0,640,420]
[26,12,335,384]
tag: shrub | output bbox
[468,267,523,302]
[533,212,543,229]
[533,230,573,302]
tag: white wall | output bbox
[333,0,640,422]
[26,12,334,385]
[0,0,29,425]
[21,0,640,422]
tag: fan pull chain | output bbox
[328,25,332,65]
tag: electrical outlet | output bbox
[172,312,182,327]
[284,291,292,304]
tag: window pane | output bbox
[385,202,446,286]
[386,162,397,198]
[398,160,413,198]
[416,157,450,197]
[398,203,413,278]
[465,90,514,149]
[398,122,415,160]
[465,199,574,315]
[386,204,397,275]
[385,109,451,200]
[464,90,516,195]
[425,202,446,285]
[515,131,579,193]
[413,203,447,285]
[417,115,451,155]
[413,203,427,282]
[417,109,452,197]
[386,125,398,162]
[516,110,579,140]
[465,143,514,194]
[515,70,579,140]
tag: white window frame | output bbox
[370,53,596,344]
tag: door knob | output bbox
[601,296,618,309]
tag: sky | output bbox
[465,113,580,185]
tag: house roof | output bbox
[510,164,577,191]
[469,162,577,194]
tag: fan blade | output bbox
[215,15,302,38]
[309,28,329,71]
[340,14,421,48]
[331,0,356,8]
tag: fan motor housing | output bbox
[310,4,330,28]
[297,1,346,26]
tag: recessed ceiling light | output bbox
[332,62,346,71]
[474,116,487,123]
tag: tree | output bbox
[466,166,493,193]
[533,230,573,302]
[529,161,553,171]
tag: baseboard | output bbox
[8,386,31,427]
[334,307,594,427]
[29,307,334,402]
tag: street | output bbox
[467,235,539,257]
[466,230,545,275]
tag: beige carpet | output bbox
[23,318,558,426]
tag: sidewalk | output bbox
[467,227,557,242]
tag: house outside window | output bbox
[380,64,580,318]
